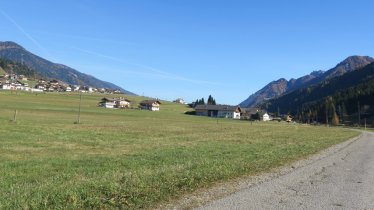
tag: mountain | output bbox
[263,62,374,124]
[287,56,374,93]
[239,70,324,108]
[239,56,374,108]
[0,58,38,77]
[239,78,288,108]
[0,41,136,95]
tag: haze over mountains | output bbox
[0,41,135,95]
[240,56,374,108]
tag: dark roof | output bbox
[101,97,131,102]
[241,108,262,114]
[194,104,241,112]
[140,100,161,105]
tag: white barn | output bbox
[263,113,270,121]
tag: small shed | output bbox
[263,113,270,121]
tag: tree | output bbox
[192,98,205,107]
[331,111,340,126]
[199,98,205,105]
[207,95,216,105]
[251,112,261,120]
[325,96,340,126]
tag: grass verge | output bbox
[0,91,359,209]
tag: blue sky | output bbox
[1,0,374,104]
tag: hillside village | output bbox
[98,97,161,111]
[0,73,124,94]
[0,73,285,120]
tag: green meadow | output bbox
[0,90,358,209]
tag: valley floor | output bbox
[0,91,359,209]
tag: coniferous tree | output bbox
[331,102,340,125]
[207,95,216,105]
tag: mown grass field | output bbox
[0,90,359,209]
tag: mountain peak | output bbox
[240,55,374,108]
[335,55,374,69]
[342,55,373,62]
[310,70,324,77]
[326,55,374,79]
[0,41,24,50]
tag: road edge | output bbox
[157,131,362,210]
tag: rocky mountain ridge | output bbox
[239,56,374,108]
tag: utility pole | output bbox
[13,110,18,122]
[325,103,329,126]
[277,106,280,117]
[358,101,361,127]
[77,91,82,124]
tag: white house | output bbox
[73,85,80,92]
[99,98,116,108]
[117,98,131,108]
[35,84,46,91]
[98,97,132,109]
[1,83,12,90]
[263,113,270,121]
[139,100,161,111]
[30,88,43,93]
[194,104,241,119]
[173,98,185,104]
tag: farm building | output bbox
[139,100,161,111]
[194,104,241,119]
[99,97,131,109]
[263,113,271,121]
[240,108,266,120]
[173,98,185,104]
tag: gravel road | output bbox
[197,131,374,210]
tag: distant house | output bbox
[30,88,43,93]
[263,113,270,121]
[194,104,241,119]
[1,83,12,90]
[19,75,28,81]
[99,97,131,109]
[117,98,131,108]
[139,100,161,111]
[173,98,185,104]
[285,115,292,122]
[35,84,46,91]
[241,108,263,120]
[50,79,59,86]
[99,98,116,108]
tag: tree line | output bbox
[192,95,216,107]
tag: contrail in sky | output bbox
[71,46,124,63]
[35,30,138,46]
[71,46,225,86]
[0,10,50,57]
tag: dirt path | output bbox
[195,131,374,210]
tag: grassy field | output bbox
[0,90,359,209]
